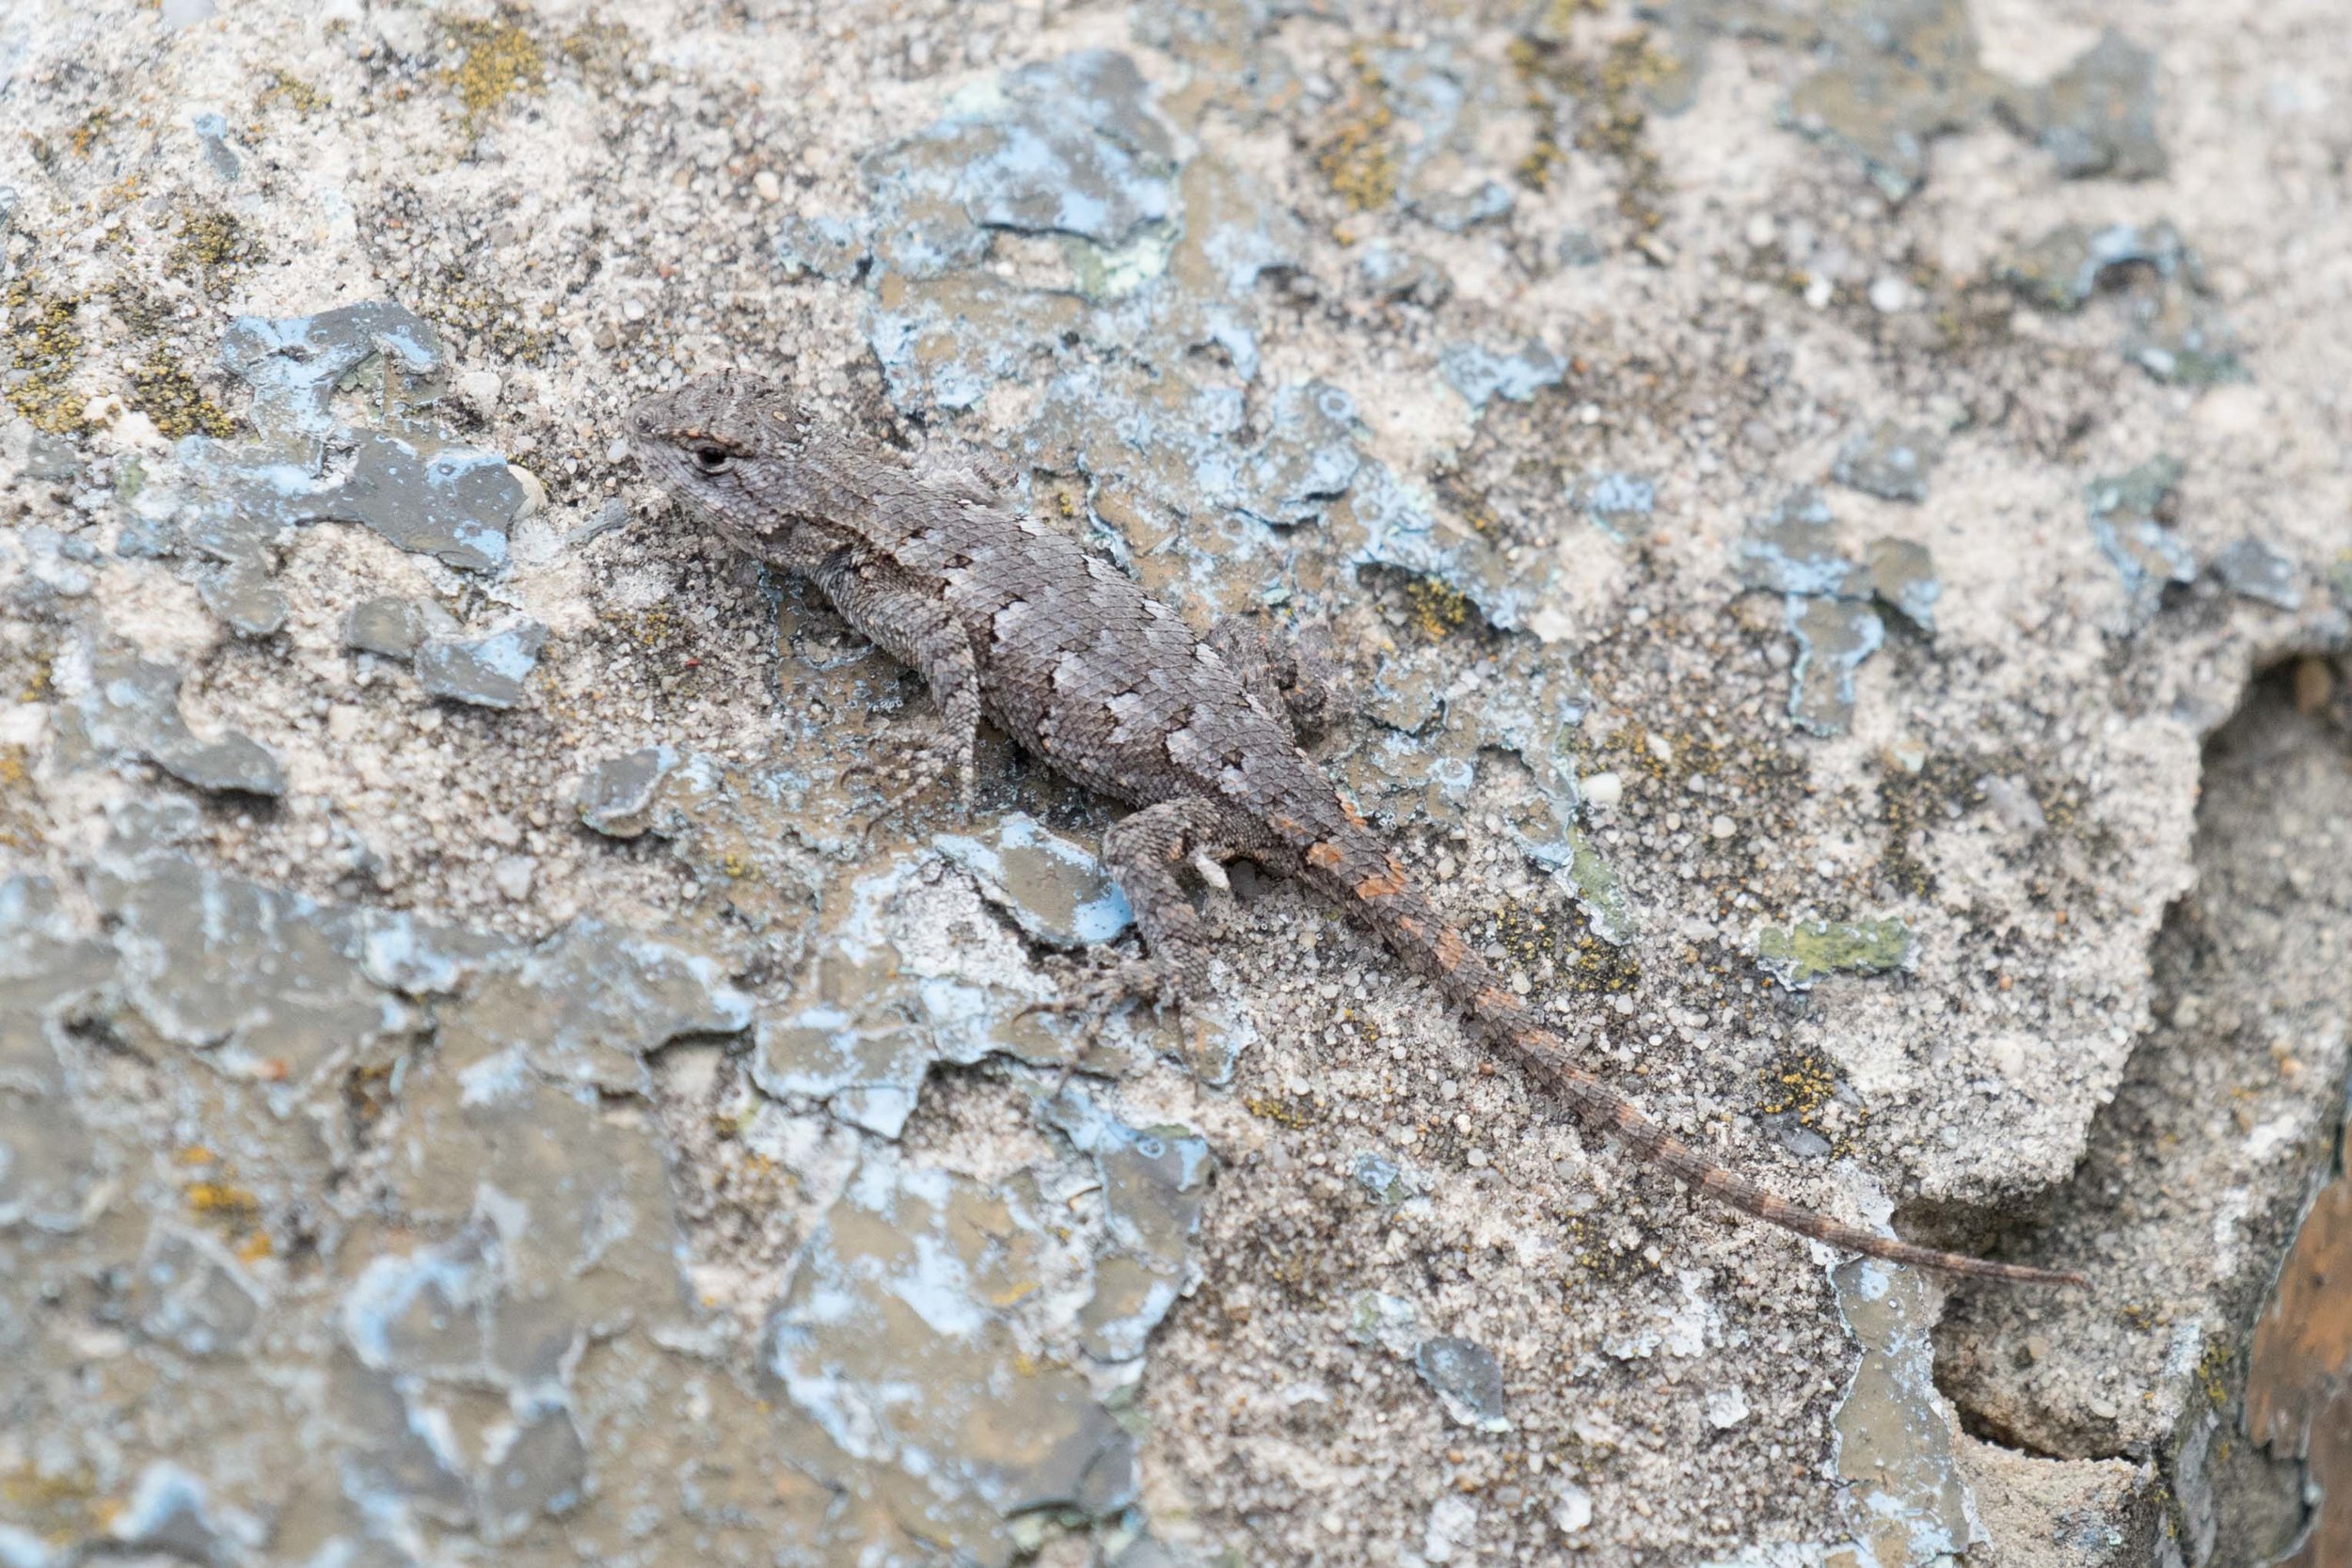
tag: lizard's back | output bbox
[844,448,1323,820]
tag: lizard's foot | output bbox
[843,723,977,831]
[1018,950,1170,1096]
[1023,950,1172,1026]
[1023,950,1239,1085]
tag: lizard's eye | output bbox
[691,446,736,475]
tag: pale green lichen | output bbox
[1757,916,1911,990]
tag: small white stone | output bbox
[491,855,537,901]
[1581,771,1624,809]
[506,464,547,518]
[1743,213,1777,249]
[326,705,362,742]
[1705,1386,1751,1428]
[753,169,782,202]
[1804,275,1835,310]
[1868,274,1915,313]
[1708,813,1736,840]
[1550,1481,1593,1533]
[457,369,502,411]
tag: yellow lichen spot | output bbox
[1314,44,1401,212]
[185,1180,261,1218]
[445,13,547,124]
[69,107,113,159]
[255,69,329,116]
[236,1231,275,1263]
[167,208,266,288]
[4,277,87,435]
[1403,577,1475,641]
[125,347,236,439]
[558,15,638,77]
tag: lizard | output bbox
[627,369,2084,1288]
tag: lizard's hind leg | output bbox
[1025,799,1263,1071]
[1099,798,1267,1000]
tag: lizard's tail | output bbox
[1489,1009,2085,1286]
[1295,831,2083,1287]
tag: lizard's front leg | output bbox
[812,556,981,804]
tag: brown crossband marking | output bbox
[1305,841,1345,870]
[1474,985,1519,1015]
[1353,859,1409,899]
[1431,926,1470,972]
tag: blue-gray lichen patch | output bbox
[436,918,752,1095]
[1785,595,1884,737]
[131,302,530,638]
[344,594,457,659]
[1737,491,1939,734]
[773,214,871,281]
[1997,220,2191,313]
[413,619,548,709]
[934,813,1134,949]
[2007,30,2167,181]
[2086,456,2193,626]
[1051,1090,1211,1364]
[0,879,116,1231]
[1048,1089,1210,1271]
[1351,1149,1426,1206]
[1997,221,2242,386]
[1357,243,1454,307]
[1832,422,1942,503]
[839,47,1551,640]
[1830,1259,1978,1564]
[0,835,871,1563]
[1235,380,1362,528]
[92,847,415,1087]
[1737,487,1852,598]
[754,848,1154,1138]
[1438,340,1565,413]
[1865,537,1940,634]
[72,643,286,797]
[863,49,1173,296]
[1578,470,1655,540]
[1782,0,1997,201]
[765,1156,1138,1531]
[1415,1335,1511,1433]
[2210,537,2301,610]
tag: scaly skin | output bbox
[628,369,2083,1288]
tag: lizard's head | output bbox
[627,370,809,555]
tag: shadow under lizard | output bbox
[628,370,2082,1289]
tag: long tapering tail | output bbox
[1295,824,2083,1288]
[1488,1009,2084,1286]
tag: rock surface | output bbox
[2,1,2350,1565]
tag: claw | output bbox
[1020,952,1170,1024]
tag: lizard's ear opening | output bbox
[691,445,737,475]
